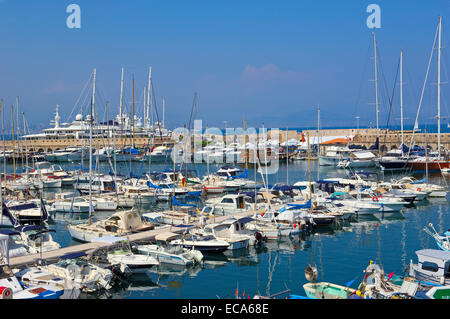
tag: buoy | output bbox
[0,287,13,299]
[304,265,318,282]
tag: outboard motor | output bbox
[254,232,265,245]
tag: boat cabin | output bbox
[411,249,450,284]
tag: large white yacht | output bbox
[22,105,171,142]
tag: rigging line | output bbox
[150,81,165,145]
[408,21,439,154]
[440,54,450,121]
[376,44,396,123]
[381,56,400,147]
[353,42,372,117]
[66,72,93,123]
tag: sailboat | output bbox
[67,69,154,243]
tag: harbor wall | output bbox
[3,128,450,153]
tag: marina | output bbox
[1,0,450,305]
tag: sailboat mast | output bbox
[373,32,379,133]
[11,104,15,178]
[286,127,288,185]
[2,100,6,188]
[88,68,96,225]
[22,113,28,176]
[120,67,124,150]
[132,75,135,147]
[147,67,152,129]
[400,50,404,153]
[437,16,442,159]
[307,132,311,200]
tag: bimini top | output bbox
[416,249,450,262]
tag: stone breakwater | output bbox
[3,128,449,153]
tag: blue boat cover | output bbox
[61,252,87,259]
[172,197,196,207]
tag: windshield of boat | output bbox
[203,206,213,214]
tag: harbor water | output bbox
[7,159,450,299]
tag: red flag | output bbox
[387,272,395,281]
[243,291,245,298]
[235,288,238,296]
[247,295,250,299]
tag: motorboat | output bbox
[409,249,450,285]
[203,221,251,250]
[205,194,252,215]
[17,225,61,255]
[136,232,203,266]
[36,253,116,292]
[396,177,448,198]
[107,249,159,273]
[337,151,378,169]
[52,196,90,213]
[170,230,230,253]
[205,217,265,247]
[119,184,156,205]
[303,282,356,299]
[76,174,116,194]
[0,234,64,299]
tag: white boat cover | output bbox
[354,151,376,159]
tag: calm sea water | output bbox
[7,159,450,299]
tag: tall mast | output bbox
[147,67,152,129]
[92,69,97,124]
[286,127,289,185]
[11,104,15,178]
[143,86,147,129]
[373,32,379,133]
[400,50,404,153]
[120,67,124,150]
[1,100,5,189]
[88,68,96,225]
[307,132,311,200]
[22,113,28,176]
[162,98,165,128]
[132,74,135,147]
[437,16,442,158]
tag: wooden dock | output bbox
[8,207,270,268]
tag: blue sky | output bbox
[0,0,449,131]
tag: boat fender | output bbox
[293,222,297,229]
[0,287,13,299]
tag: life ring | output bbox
[417,188,422,192]
[372,196,379,202]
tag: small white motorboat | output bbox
[107,249,159,273]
